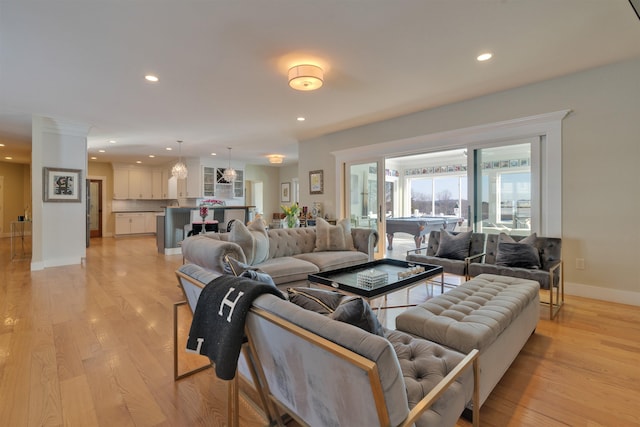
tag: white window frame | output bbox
[332,110,569,237]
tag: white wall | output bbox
[244,164,285,220]
[31,116,89,270]
[298,57,640,305]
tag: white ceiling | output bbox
[1,0,639,166]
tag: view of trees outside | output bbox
[410,176,468,220]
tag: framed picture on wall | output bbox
[281,182,291,202]
[309,170,324,195]
[43,167,82,202]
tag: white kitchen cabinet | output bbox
[144,212,157,233]
[129,168,152,199]
[216,167,244,199]
[113,164,161,200]
[165,159,245,200]
[185,159,203,198]
[152,170,165,199]
[115,213,151,235]
[161,169,169,199]
[130,214,146,234]
[113,168,130,199]
[177,178,187,198]
[203,166,215,197]
[115,213,131,234]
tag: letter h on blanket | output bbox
[186,275,283,380]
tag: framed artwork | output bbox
[281,182,291,202]
[309,170,324,195]
[43,167,82,202]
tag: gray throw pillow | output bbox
[435,230,472,260]
[228,218,269,265]
[496,242,541,269]
[314,217,356,252]
[287,287,345,315]
[223,254,252,276]
[287,288,385,336]
[223,255,276,286]
[499,232,537,245]
[329,296,385,337]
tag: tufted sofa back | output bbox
[484,234,562,271]
[267,227,318,258]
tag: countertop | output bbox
[112,210,164,213]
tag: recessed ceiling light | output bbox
[297,117,306,121]
[98,149,105,153]
[109,140,117,143]
[211,153,217,156]
[0,143,5,147]
[149,155,155,158]
[166,147,173,151]
[5,156,12,160]
[90,156,97,160]
[145,75,159,82]
[477,52,493,62]
[136,160,142,164]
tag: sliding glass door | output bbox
[346,160,383,257]
[471,139,539,236]
[335,111,565,250]
[348,162,379,229]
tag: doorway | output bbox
[89,179,102,238]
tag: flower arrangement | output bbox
[281,203,301,228]
[201,199,225,206]
[199,205,209,221]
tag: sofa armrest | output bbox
[181,235,247,274]
[400,349,480,427]
[465,252,486,264]
[351,227,379,260]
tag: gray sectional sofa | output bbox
[180,217,379,288]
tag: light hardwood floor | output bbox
[1,236,639,426]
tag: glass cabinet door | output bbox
[203,166,215,196]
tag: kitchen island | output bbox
[157,205,255,254]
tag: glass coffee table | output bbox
[308,259,443,309]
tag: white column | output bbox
[31,116,90,270]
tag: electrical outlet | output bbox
[576,258,585,270]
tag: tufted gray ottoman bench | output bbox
[395,273,539,407]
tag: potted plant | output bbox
[281,203,301,228]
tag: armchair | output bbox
[246,293,480,427]
[467,233,564,319]
[406,230,486,291]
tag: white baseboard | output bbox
[31,261,45,271]
[565,281,640,307]
[164,247,182,256]
[31,257,83,270]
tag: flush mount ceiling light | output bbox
[171,140,188,179]
[267,154,284,164]
[288,64,324,91]
[222,147,237,182]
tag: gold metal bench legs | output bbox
[173,300,212,380]
[541,262,564,320]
